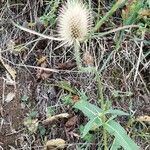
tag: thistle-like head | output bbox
[57,0,92,46]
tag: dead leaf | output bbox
[36,61,52,80]
[41,71,52,80]
[136,116,150,122]
[5,73,16,86]
[65,116,78,132]
[46,138,65,150]
[36,61,47,78]
[56,60,76,70]
[68,131,80,139]
[72,95,80,103]
[65,115,78,128]
[1,60,16,80]
[42,113,70,125]
[139,9,150,17]
[83,51,94,65]
[5,92,15,103]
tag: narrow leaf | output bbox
[105,120,140,150]
[74,100,102,119]
[82,117,102,137]
[106,109,129,116]
[78,91,88,101]
[110,138,121,150]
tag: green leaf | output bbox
[79,125,94,142]
[106,109,129,116]
[46,106,54,117]
[61,94,74,106]
[78,91,88,101]
[21,95,29,102]
[110,138,121,150]
[38,124,46,136]
[105,120,140,150]
[123,1,143,25]
[82,117,102,137]
[29,111,38,118]
[148,0,150,7]
[73,100,102,119]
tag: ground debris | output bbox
[65,115,78,131]
[45,138,66,150]
[5,92,15,103]
[136,115,150,122]
[42,113,70,125]
[36,58,53,80]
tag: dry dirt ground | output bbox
[0,78,25,149]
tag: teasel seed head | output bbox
[57,0,92,46]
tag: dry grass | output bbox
[0,0,149,149]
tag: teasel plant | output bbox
[57,0,128,70]
[11,1,140,149]
[57,0,93,70]
[57,1,136,150]
[12,0,128,70]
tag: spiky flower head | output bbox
[58,0,92,46]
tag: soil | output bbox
[0,78,25,149]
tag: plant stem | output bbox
[73,43,108,149]
[103,115,107,150]
[95,70,108,150]
[74,41,82,69]
[92,0,127,33]
[95,71,104,107]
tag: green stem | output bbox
[74,41,82,69]
[92,0,127,33]
[115,30,124,51]
[103,119,107,150]
[95,71,104,107]
[95,70,107,150]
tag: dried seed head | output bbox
[57,0,92,46]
